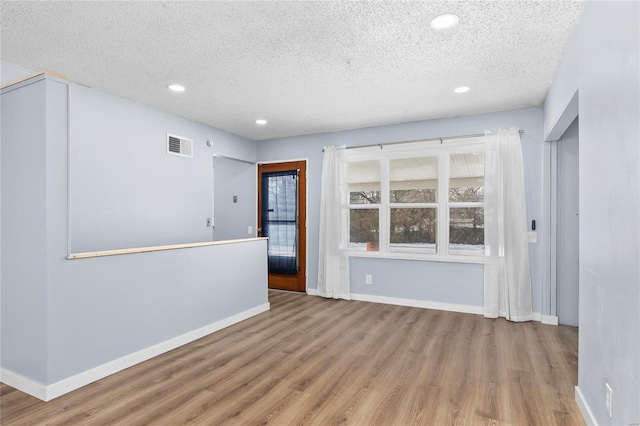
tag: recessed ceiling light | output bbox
[255,119,267,125]
[430,13,459,30]
[167,84,185,92]
[454,86,470,93]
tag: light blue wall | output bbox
[544,2,639,424]
[1,75,268,387]
[69,84,257,253]
[0,60,35,86]
[1,79,49,382]
[257,107,544,311]
[48,242,268,383]
[212,157,257,241]
[351,258,483,305]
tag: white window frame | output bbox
[344,137,485,264]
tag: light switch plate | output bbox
[605,383,613,418]
[527,231,537,243]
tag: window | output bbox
[389,156,438,254]
[449,153,484,255]
[347,160,380,251]
[344,138,484,262]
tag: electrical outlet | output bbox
[206,218,212,227]
[248,226,253,235]
[365,274,372,285]
[605,383,613,418]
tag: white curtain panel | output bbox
[484,128,533,321]
[317,145,351,300]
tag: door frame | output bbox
[553,120,580,326]
[256,158,309,292]
[542,89,579,325]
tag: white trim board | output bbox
[0,302,270,402]
[575,386,598,426]
[307,289,558,324]
[533,312,559,325]
[350,292,484,315]
[0,369,47,401]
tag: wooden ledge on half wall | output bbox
[0,70,68,90]
[67,237,268,260]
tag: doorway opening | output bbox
[257,160,307,292]
[556,117,579,327]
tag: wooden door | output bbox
[257,161,306,292]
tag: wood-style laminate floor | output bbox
[1,290,583,425]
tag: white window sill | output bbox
[348,251,484,264]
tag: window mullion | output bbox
[449,201,484,208]
[341,206,349,250]
[380,157,390,254]
[438,151,450,257]
[389,203,438,208]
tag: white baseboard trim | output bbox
[1,302,270,402]
[532,312,559,325]
[350,293,484,315]
[575,385,598,425]
[0,368,47,401]
[307,289,555,325]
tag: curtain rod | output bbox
[322,129,524,152]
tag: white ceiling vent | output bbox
[166,133,193,158]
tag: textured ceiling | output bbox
[0,1,584,141]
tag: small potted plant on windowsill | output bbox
[365,229,379,251]
[366,241,379,251]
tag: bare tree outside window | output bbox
[349,209,379,251]
[350,191,380,204]
[347,160,381,250]
[450,153,484,253]
[390,208,437,252]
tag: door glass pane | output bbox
[449,153,484,202]
[347,160,381,204]
[390,156,438,203]
[389,208,437,253]
[349,209,379,251]
[449,207,484,254]
[261,171,298,274]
